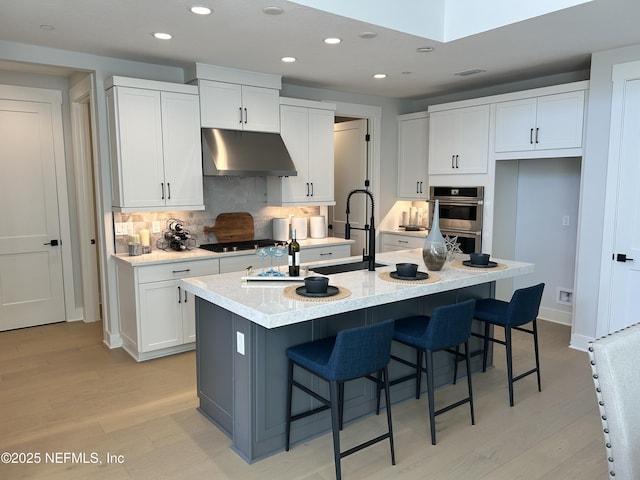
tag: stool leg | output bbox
[452,345,460,385]
[339,382,345,430]
[482,321,490,372]
[375,370,382,415]
[533,319,542,392]
[425,349,437,445]
[505,326,515,407]
[464,340,475,425]
[416,349,424,399]
[285,360,294,451]
[330,380,342,480]
[382,367,396,465]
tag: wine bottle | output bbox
[288,229,300,277]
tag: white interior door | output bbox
[330,119,368,256]
[601,64,640,334]
[0,97,65,330]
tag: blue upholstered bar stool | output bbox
[472,283,545,407]
[379,299,476,445]
[285,320,395,480]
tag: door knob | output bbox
[616,253,634,262]
[44,239,59,246]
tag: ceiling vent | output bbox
[454,68,487,77]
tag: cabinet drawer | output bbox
[302,245,351,263]
[137,258,220,283]
[220,254,257,274]
[382,234,424,250]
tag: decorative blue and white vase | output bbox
[422,199,448,271]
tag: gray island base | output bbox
[181,249,534,463]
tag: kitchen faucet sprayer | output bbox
[345,189,376,271]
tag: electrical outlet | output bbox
[236,331,245,355]
[562,215,570,226]
[115,223,127,235]
[126,223,134,234]
[557,287,574,306]
[152,221,161,234]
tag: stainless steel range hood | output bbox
[201,128,297,177]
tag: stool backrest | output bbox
[506,283,545,327]
[423,299,476,350]
[326,319,395,382]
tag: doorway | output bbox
[330,118,370,256]
[0,86,68,330]
[70,74,103,323]
[328,102,382,257]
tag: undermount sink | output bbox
[310,261,386,275]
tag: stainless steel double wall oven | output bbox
[428,186,484,254]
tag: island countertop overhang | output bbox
[180,249,534,329]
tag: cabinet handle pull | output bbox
[420,181,423,193]
[535,127,539,144]
[244,107,248,124]
[310,182,314,196]
[530,128,534,144]
[239,107,243,124]
[177,286,181,304]
[184,290,188,303]
[399,240,409,244]
[416,181,420,194]
[172,269,191,274]
[167,182,171,200]
[161,183,165,200]
[306,182,310,196]
[320,252,333,256]
[455,155,459,168]
[451,155,455,169]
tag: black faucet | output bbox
[345,189,376,271]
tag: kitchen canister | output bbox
[272,217,290,242]
[291,217,308,240]
[309,216,327,238]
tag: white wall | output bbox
[572,43,640,349]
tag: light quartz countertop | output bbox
[112,237,353,266]
[180,249,534,329]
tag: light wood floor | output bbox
[0,319,607,479]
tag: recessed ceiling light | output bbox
[417,46,434,53]
[281,56,296,63]
[153,32,172,40]
[359,31,377,39]
[190,5,212,15]
[263,6,284,15]
[373,73,387,79]
[324,37,341,45]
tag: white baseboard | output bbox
[538,306,572,326]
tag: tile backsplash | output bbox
[113,176,319,253]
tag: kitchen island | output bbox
[180,249,534,463]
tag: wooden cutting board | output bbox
[203,212,254,243]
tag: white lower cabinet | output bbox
[381,232,425,252]
[219,243,351,273]
[301,243,351,263]
[116,258,219,361]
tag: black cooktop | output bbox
[199,239,283,253]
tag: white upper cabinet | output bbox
[428,104,490,175]
[267,99,336,205]
[397,112,429,199]
[494,89,585,157]
[106,77,203,212]
[198,79,280,133]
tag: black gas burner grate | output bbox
[199,239,284,253]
